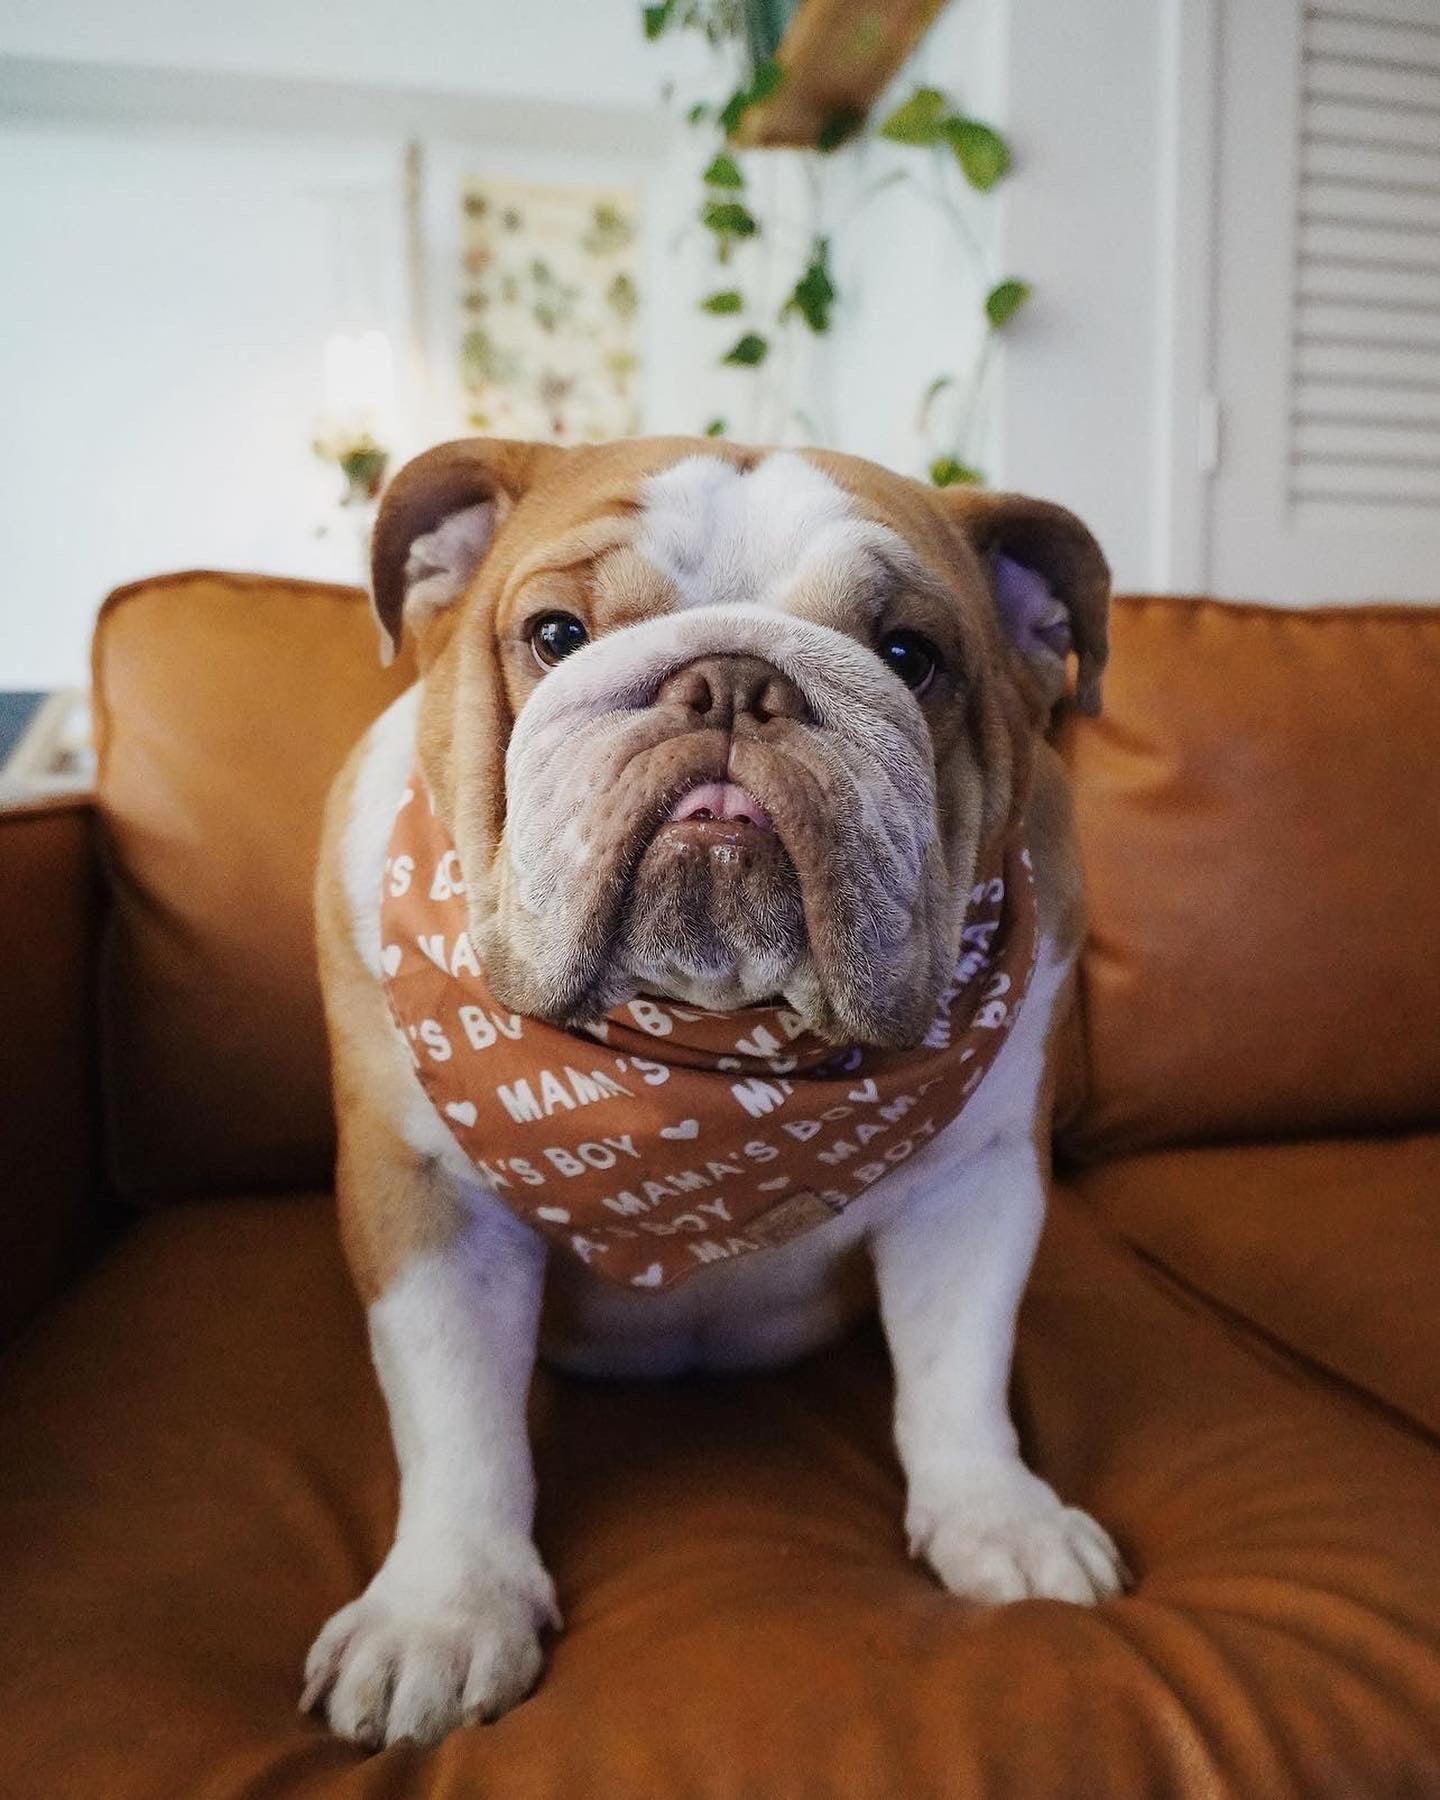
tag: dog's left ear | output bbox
[941,489,1111,714]
[369,437,561,664]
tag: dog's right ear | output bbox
[369,437,560,664]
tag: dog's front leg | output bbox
[871,1130,1125,1606]
[303,1149,555,1748]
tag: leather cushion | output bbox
[1076,1134,1440,1441]
[92,572,413,1201]
[1058,597,1440,1162]
[2,1188,1437,1796]
[0,797,101,1345]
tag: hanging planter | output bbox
[643,0,1031,483]
[737,0,948,149]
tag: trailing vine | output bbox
[642,0,1029,485]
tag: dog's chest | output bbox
[534,1179,884,1376]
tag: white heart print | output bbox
[444,1101,478,1128]
[758,1176,790,1193]
[631,1264,664,1288]
[536,1206,571,1224]
[659,1119,700,1141]
[381,945,402,978]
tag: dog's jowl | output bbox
[303,437,1125,1749]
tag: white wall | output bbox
[0,121,411,687]
[0,0,1177,687]
[813,0,1171,592]
[0,4,683,688]
[0,0,659,111]
[991,0,1165,595]
[828,0,1009,479]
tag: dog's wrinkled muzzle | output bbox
[486,604,953,1042]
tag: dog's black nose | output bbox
[658,655,810,727]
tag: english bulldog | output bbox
[303,436,1124,1748]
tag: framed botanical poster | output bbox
[409,130,730,455]
[452,175,644,444]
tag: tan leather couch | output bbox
[2,575,1437,1796]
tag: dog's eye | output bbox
[530,612,589,669]
[876,629,942,696]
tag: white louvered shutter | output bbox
[1208,0,1440,601]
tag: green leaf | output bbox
[985,278,1031,327]
[719,57,784,135]
[701,199,759,239]
[703,417,727,437]
[718,87,750,135]
[782,238,837,334]
[944,117,1012,190]
[930,456,984,488]
[642,1,673,41]
[701,289,745,314]
[703,151,745,189]
[877,86,950,146]
[722,332,770,367]
[750,58,785,104]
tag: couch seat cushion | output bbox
[1074,1134,1440,1440]
[2,1193,1438,1797]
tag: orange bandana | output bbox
[381,778,1037,1289]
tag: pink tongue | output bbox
[668,781,774,831]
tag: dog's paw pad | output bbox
[302,1560,555,1747]
[914,1467,1127,1608]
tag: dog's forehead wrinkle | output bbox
[636,450,906,616]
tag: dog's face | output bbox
[372,438,1108,1048]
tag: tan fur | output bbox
[1026,742,1086,955]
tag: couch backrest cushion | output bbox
[93,572,413,1201]
[1058,596,1440,1164]
[93,578,1439,1197]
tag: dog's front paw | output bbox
[301,1541,559,1748]
[910,1462,1126,1607]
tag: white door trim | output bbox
[1152,0,1221,592]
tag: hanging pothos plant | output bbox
[642,0,1030,485]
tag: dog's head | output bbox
[372,437,1108,1047]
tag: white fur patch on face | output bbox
[635,451,895,612]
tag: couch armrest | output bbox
[0,792,104,1346]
